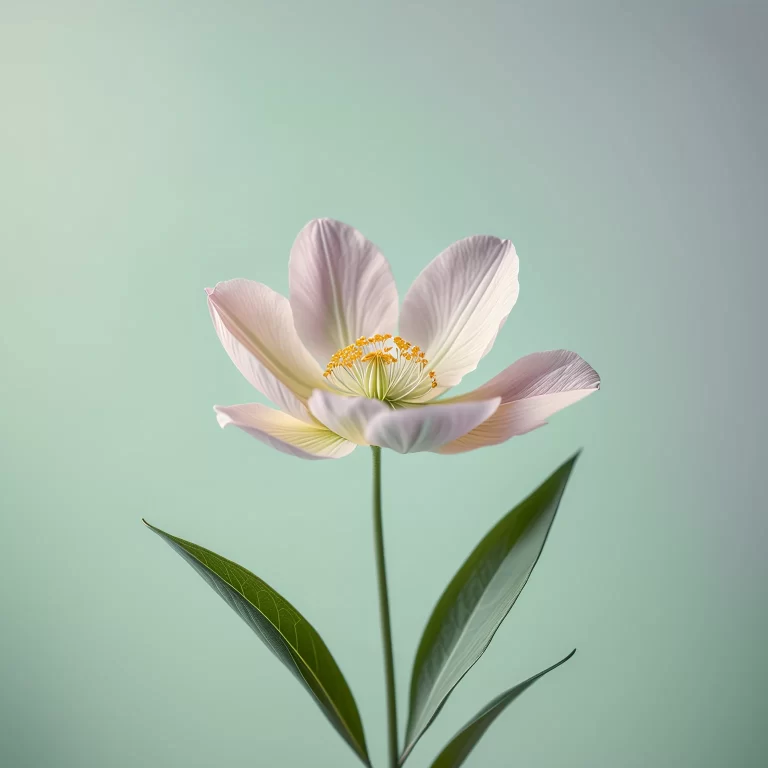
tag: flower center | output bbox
[323,333,437,403]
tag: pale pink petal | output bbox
[308,390,389,445]
[399,235,519,391]
[215,403,356,460]
[437,350,599,454]
[289,218,399,364]
[207,280,327,422]
[446,350,599,403]
[365,398,501,454]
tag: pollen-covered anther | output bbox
[323,333,438,402]
[361,350,397,365]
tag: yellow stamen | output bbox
[323,332,437,402]
[361,351,397,365]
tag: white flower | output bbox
[207,219,599,459]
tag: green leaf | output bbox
[430,650,576,768]
[143,520,370,766]
[401,453,580,764]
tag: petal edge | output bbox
[215,403,355,460]
[365,399,501,454]
[207,279,327,421]
[438,350,599,453]
[399,235,519,390]
[289,219,399,364]
[308,390,390,445]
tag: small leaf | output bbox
[430,650,576,768]
[144,520,370,766]
[401,453,579,763]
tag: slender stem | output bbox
[371,446,398,768]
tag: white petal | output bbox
[289,218,399,364]
[207,280,327,422]
[399,236,519,390]
[365,399,501,454]
[215,403,356,460]
[437,350,600,454]
[308,390,389,445]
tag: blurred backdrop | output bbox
[1,2,766,767]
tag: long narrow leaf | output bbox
[401,453,579,763]
[430,650,576,768]
[144,520,370,766]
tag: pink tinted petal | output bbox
[449,350,599,403]
[437,392,594,454]
[399,236,519,390]
[207,280,326,422]
[365,398,501,454]
[289,219,399,364]
[215,403,356,460]
[308,390,389,445]
[437,350,599,454]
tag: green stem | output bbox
[371,446,398,768]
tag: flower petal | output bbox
[289,218,399,364]
[207,280,327,422]
[365,399,501,454]
[437,350,599,454]
[308,390,390,445]
[215,403,356,460]
[399,236,519,391]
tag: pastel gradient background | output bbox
[2,2,766,767]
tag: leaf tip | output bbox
[546,648,577,675]
[558,449,582,478]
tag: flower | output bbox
[207,219,599,459]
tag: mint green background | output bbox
[1,2,766,767]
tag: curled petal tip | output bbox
[213,406,230,429]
